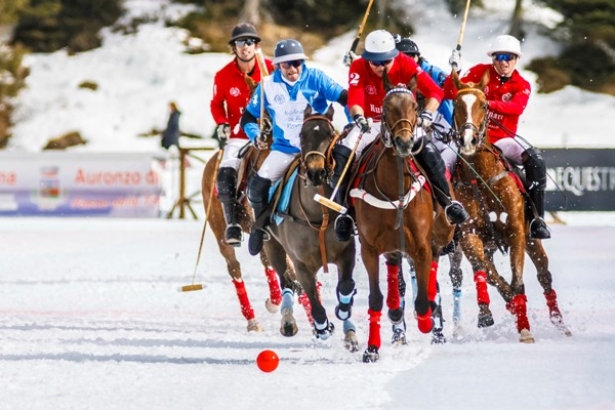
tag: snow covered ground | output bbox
[1,218,614,409]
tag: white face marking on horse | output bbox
[460,93,478,155]
[313,125,320,131]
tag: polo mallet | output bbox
[455,0,472,57]
[254,48,270,146]
[350,0,375,55]
[179,148,223,292]
[314,132,364,214]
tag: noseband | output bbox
[381,88,416,149]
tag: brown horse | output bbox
[448,70,570,342]
[352,72,454,362]
[199,77,311,332]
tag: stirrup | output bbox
[224,224,243,247]
[445,201,469,225]
[530,218,551,239]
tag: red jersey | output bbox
[443,63,531,143]
[347,53,443,122]
[210,57,274,139]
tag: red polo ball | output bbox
[256,349,279,372]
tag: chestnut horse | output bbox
[262,104,359,352]
[351,72,454,362]
[199,77,311,332]
[448,70,570,342]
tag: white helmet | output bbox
[487,35,523,58]
[362,30,399,61]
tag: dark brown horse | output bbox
[262,104,359,352]
[448,70,570,342]
[352,72,454,362]
[199,76,310,332]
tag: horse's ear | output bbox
[408,74,417,93]
[303,104,313,119]
[325,104,335,120]
[383,68,393,91]
[451,69,464,91]
[478,70,490,90]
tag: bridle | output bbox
[299,114,339,179]
[452,88,488,147]
[381,87,417,150]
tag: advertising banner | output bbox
[0,152,163,217]
[543,148,615,212]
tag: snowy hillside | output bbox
[7,0,615,153]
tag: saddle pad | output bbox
[269,168,299,225]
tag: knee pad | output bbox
[216,167,237,203]
[247,174,271,204]
[522,148,547,189]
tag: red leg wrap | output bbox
[417,308,434,334]
[507,294,530,332]
[265,267,282,306]
[367,309,382,349]
[386,262,400,311]
[428,261,438,302]
[544,289,561,317]
[474,270,490,305]
[298,292,314,325]
[232,278,255,321]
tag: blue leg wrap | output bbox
[281,288,294,312]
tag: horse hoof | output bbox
[391,328,407,346]
[477,314,494,328]
[362,346,379,363]
[247,319,263,332]
[519,329,535,343]
[280,308,298,337]
[265,298,280,314]
[280,322,298,337]
[344,330,360,353]
[314,321,335,340]
[431,330,447,345]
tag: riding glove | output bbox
[353,114,371,134]
[418,111,434,129]
[254,133,269,150]
[449,49,462,71]
[343,51,357,67]
[216,123,230,140]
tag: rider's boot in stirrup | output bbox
[331,145,355,242]
[217,167,243,246]
[415,141,469,225]
[247,174,272,256]
[522,148,551,240]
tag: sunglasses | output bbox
[369,59,393,67]
[235,38,256,47]
[280,60,303,69]
[493,53,517,62]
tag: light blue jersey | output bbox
[244,64,349,154]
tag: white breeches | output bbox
[256,150,297,182]
[494,137,531,166]
[220,138,250,169]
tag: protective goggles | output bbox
[235,38,257,47]
[368,59,393,67]
[280,60,304,69]
[493,53,517,62]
